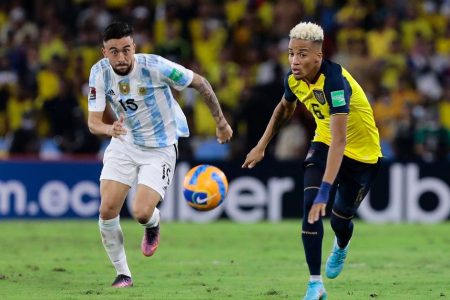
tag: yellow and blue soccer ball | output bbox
[183,164,228,211]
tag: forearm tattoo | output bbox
[272,107,290,133]
[197,77,224,124]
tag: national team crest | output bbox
[138,86,147,96]
[118,81,130,95]
[313,89,326,105]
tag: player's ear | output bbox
[102,47,107,58]
[315,51,323,64]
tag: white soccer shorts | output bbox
[100,138,178,199]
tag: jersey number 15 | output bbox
[119,99,138,111]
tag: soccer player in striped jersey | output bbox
[242,22,382,300]
[88,22,233,288]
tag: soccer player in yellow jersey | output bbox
[242,22,382,300]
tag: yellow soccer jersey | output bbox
[284,59,382,163]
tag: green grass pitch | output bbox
[0,220,449,299]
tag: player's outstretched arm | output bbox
[189,73,233,144]
[88,111,127,138]
[242,97,297,168]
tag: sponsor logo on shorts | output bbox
[306,149,315,160]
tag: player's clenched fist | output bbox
[216,121,233,144]
[108,114,127,137]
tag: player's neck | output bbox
[303,62,322,84]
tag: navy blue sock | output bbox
[302,215,324,275]
[330,212,354,248]
[301,165,325,275]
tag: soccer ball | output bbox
[183,164,228,211]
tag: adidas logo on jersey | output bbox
[107,89,116,96]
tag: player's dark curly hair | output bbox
[102,22,134,42]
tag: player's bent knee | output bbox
[132,198,160,224]
[135,214,152,224]
[132,208,152,224]
[330,211,353,231]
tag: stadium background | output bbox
[0,0,449,222]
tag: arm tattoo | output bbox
[272,112,286,133]
[197,77,224,123]
[272,106,291,133]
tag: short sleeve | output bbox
[155,55,194,91]
[284,71,297,102]
[323,63,351,115]
[87,65,106,112]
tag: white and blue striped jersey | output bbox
[88,54,193,148]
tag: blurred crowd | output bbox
[0,0,449,162]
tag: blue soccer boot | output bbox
[303,281,327,300]
[326,238,350,279]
